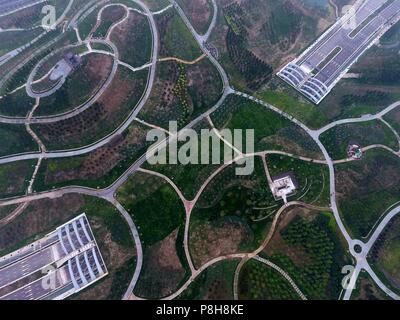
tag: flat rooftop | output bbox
[277,0,400,104]
[0,213,108,300]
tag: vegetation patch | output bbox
[209,0,332,91]
[0,124,37,157]
[142,0,170,11]
[335,149,400,238]
[156,11,203,61]
[265,210,351,299]
[224,4,273,90]
[239,259,300,300]
[0,204,19,220]
[266,154,330,207]
[211,94,323,158]
[176,0,214,35]
[110,10,152,68]
[117,171,185,247]
[369,215,400,291]
[177,259,239,300]
[351,272,390,300]
[0,29,43,56]
[256,89,327,129]
[190,159,275,266]
[0,160,36,198]
[143,122,230,200]
[320,120,399,160]
[140,59,222,129]
[383,107,400,136]
[34,122,151,190]
[0,89,35,117]
[380,19,400,45]
[35,53,114,116]
[33,67,148,150]
[134,229,187,299]
[93,5,127,38]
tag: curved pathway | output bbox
[254,255,307,300]
[112,199,143,300]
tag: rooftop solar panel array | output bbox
[278,0,400,104]
[0,214,107,300]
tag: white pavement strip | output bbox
[254,256,307,300]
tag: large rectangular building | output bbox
[277,0,400,104]
[0,213,107,300]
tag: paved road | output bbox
[1,266,69,300]
[0,0,74,67]
[203,0,218,41]
[2,39,119,123]
[315,100,400,136]
[0,242,61,289]
[343,204,400,300]
[113,200,143,300]
[0,6,158,162]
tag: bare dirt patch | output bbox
[102,5,126,22]
[86,54,113,83]
[265,206,317,267]
[355,275,388,300]
[34,66,147,150]
[190,218,253,268]
[335,151,400,238]
[177,0,213,34]
[43,123,149,185]
[134,229,186,299]
[0,194,84,252]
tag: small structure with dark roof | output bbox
[64,52,81,68]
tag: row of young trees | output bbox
[226,28,273,90]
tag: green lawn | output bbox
[177,259,239,299]
[162,13,203,61]
[239,259,300,300]
[256,90,327,130]
[0,160,36,198]
[336,149,400,238]
[320,120,399,160]
[0,124,38,157]
[265,212,352,299]
[117,171,185,247]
